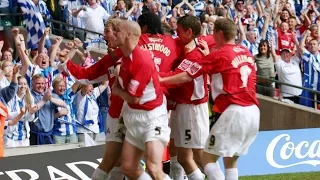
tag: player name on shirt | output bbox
[231,55,254,68]
[140,43,171,57]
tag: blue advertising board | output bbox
[227,128,320,176]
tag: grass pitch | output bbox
[240,171,320,180]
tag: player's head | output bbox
[137,12,164,35]
[176,15,201,44]
[104,18,122,48]
[114,21,141,47]
[213,18,237,48]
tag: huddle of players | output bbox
[60,12,260,180]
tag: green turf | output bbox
[240,171,320,180]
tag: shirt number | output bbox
[239,65,252,88]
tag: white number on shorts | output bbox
[185,129,191,141]
[154,57,161,72]
[239,65,252,88]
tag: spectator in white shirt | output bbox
[73,0,110,46]
[275,48,302,103]
[74,82,108,142]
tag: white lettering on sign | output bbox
[266,134,320,168]
[66,161,98,180]
[47,166,77,180]
[6,169,39,180]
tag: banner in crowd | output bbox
[235,128,320,176]
[1,128,320,179]
[0,145,104,180]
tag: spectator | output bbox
[29,74,67,145]
[64,0,86,41]
[74,82,108,142]
[6,76,34,148]
[52,77,78,144]
[255,40,275,97]
[73,0,110,46]
[0,60,14,89]
[275,49,302,103]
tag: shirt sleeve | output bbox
[186,53,222,78]
[93,86,102,98]
[127,55,155,98]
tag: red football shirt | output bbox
[161,39,209,105]
[139,33,180,73]
[64,50,124,118]
[118,46,163,110]
[187,44,259,113]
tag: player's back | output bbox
[139,33,180,73]
[208,44,259,113]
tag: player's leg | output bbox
[223,156,239,180]
[192,148,204,170]
[145,140,169,180]
[202,153,224,180]
[169,110,184,180]
[177,147,204,180]
[92,142,123,180]
[92,115,125,180]
[108,159,124,180]
[121,140,146,179]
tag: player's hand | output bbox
[198,39,210,56]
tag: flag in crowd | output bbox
[18,0,47,50]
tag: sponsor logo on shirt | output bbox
[177,59,193,71]
[148,37,163,43]
[187,62,202,76]
[128,79,140,95]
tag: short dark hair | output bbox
[137,12,164,35]
[177,15,201,37]
[214,18,237,41]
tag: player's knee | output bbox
[120,162,135,177]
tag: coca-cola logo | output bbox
[266,134,320,168]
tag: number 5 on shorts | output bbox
[185,129,191,140]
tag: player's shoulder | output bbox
[132,46,153,63]
[197,35,216,49]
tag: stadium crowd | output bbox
[0,0,320,179]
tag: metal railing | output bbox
[0,13,106,49]
[256,75,320,110]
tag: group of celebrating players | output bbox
[59,11,260,180]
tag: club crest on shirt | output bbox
[128,79,140,95]
[233,46,245,53]
[178,59,193,71]
[187,62,202,75]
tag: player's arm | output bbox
[59,55,117,85]
[112,78,140,104]
[160,71,192,85]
